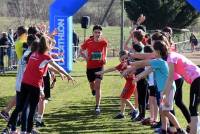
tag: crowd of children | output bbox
[0,15,199,134]
[117,15,199,134]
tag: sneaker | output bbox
[186,125,190,133]
[130,109,139,120]
[113,113,125,119]
[132,115,144,122]
[154,128,161,133]
[92,90,96,96]
[95,107,100,115]
[0,111,9,122]
[1,128,11,134]
[36,121,46,127]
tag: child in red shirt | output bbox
[7,36,75,134]
[96,50,139,119]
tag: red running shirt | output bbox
[81,37,108,69]
[22,52,52,88]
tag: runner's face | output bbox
[93,30,102,39]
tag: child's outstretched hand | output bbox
[121,66,135,78]
[59,73,65,80]
[136,14,146,25]
[66,75,77,85]
[51,28,58,37]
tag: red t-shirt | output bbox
[115,62,135,81]
[81,37,108,69]
[22,52,52,88]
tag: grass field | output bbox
[0,57,196,134]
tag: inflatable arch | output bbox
[187,0,200,12]
[49,0,87,72]
[49,0,200,72]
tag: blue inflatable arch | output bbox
[187,0,200,12]
[49,0,87,72]
[49,0,200,72]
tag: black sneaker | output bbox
[95,107,100,115]
[186,125,190,133]
[132,115,144,122]
[0,111,9,122]
[36,121,46,127]
[113,113,125,119]
[92,90,96,96]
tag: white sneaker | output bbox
[95,107,101,115]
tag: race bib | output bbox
[91,52,102,60]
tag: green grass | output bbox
[0,57,195,134]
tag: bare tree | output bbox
[74,0,128,26]
[6,0,51,27]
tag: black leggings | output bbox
[8,83,40,133]
[190,77,200,116]
[174,78,191,123]
[43,71,51,99]
[137,78,148,118]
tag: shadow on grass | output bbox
[0,96,13,108]
[39,96,153,134]
[0,96,13,129]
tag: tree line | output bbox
[0,0,199,30]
